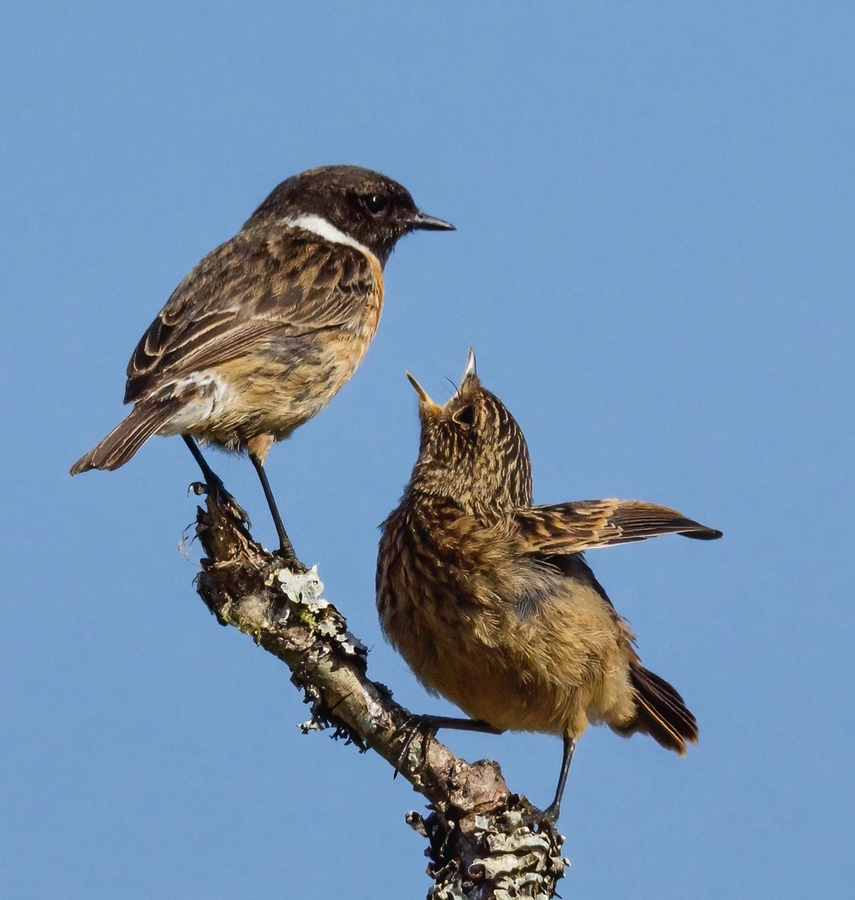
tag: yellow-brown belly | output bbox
[378,515,639,739]
[163,286,383,451]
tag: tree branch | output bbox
[194,492,567,899]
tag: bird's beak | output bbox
[407,211,455,231]
[460,347,477,384]
[407,372,442,415]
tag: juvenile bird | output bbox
[71,165,454,558]
[376,350,721,821]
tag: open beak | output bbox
[407,211,455,231]
[460,347,477,384]
[406,372,442,415]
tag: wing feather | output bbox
[514,499,722,556]
[124,228,377,402]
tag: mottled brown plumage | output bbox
[376,350,721,820]
[71,165,454,556]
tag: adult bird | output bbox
[71,165,454,559]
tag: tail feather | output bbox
[617,664,698,754]
[70,399,184,474]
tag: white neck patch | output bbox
[279,214,374,259]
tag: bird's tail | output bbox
[617,663,698,754]
[70,399,183,474]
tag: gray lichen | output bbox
[194,492,568,899]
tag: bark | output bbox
[194,492,567,899]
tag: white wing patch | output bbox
[157,372,238,435]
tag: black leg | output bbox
[249,452,297,561]
[542,735,576,823]
[183,436,251,527]
[183,435,220,485]
[415,715,503,735]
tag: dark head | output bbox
[405,350,533,514]
[245,165,454,266]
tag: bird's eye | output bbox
[452,405,475,428]
[361,194,387,216]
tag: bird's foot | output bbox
[189,476,252,531]
[391,714,501,778]
[538,800,561,825]
[272,531,299,564]
[274,539,307,573]
[391,714,439,778]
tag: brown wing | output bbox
[124,227,378,402]
[514,499,722,556]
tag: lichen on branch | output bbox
[193,491,566,899]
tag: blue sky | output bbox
[3,3,853,897]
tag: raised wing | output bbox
[514,499,722,556]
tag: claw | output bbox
[189,477,253,530]
[390,714,502,778]
[392,714,437,779]
[183,435,252,529]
